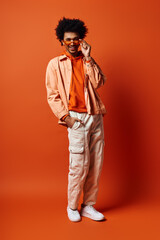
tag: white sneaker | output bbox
[67,206,81,222]
[80,204,105,221]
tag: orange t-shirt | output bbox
[61,49,88,121]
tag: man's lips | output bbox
[69,46,76,50]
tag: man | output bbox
[45,17,107,222]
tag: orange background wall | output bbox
[1,0,160,239]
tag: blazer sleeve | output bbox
[85,57,107,89]
[45,60,69,120]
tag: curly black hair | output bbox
[55,17,88,46]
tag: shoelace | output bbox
[85,205,99,213]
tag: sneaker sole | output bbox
[81,211,105,221]
[68,217,81,222]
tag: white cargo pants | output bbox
[67,110,105,210]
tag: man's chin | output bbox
[68,49,78,55]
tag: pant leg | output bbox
[83,114,105,206]
[67,111,91,209]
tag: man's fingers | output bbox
[74,117,84,125]
[75,118,82,122]
[79,39,88,47]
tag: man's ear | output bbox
[60,40,64,46]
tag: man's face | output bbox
[62,32,81,57]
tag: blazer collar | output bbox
[59,54,67,61]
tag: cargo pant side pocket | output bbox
[68,145,85,175]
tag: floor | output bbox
[1,194,160,240]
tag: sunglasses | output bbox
[63,39,82,46]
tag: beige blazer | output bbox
[45,52,107,127]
